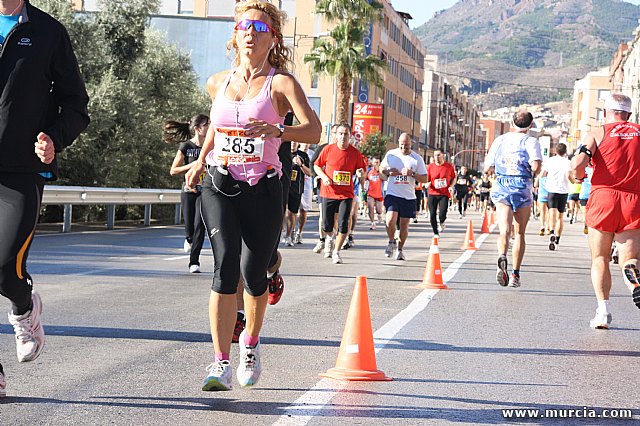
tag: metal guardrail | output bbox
[42,186,183,233]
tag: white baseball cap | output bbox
[603,95,632,112]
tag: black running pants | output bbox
[428,194,449,234]
[0,174,44,315]
[181,190,205,267]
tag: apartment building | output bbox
[421,55,483,169]
[570,68,611,148]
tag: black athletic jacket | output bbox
[0,1,89,178]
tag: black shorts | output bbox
[547,192,568,213]
[580,198,589,207]
[287,191,302,214]
[568,193,580,202]
[322,197,353,234]
[384,194,417,218]
[480,192,490,202]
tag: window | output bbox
[311,73,318,89]
[178,0,194,14]
[597,89,610,101]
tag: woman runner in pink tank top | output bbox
[186,0,321,391]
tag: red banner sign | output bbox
[352,103,383,143]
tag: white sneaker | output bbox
[324,239,334,258]
[0,364,5,398]
[394,249,405,261]
[237,331,262,387]
[332,251,343,264]
[284,236,294,247]
[294,233,303,244]
[189,264,201,273]
[438,223,446,233]
[590,310,612,330]
[458,214,463,219]
[8,292,45,362]
[370,222,376,230]
[384,241,394,258]
[312,239,325,253]
[183,239,192,254]
[202,360,232,391]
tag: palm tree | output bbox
[304,0,386,124]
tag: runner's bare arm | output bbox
[414,173,428,184]
[185,72,227,188]
[313,164,332,186]
[571,128,601,180]
[530,160,542,176]
[245,73,321,143]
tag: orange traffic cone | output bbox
[321,276,392,381]
[481,212,490,234]
[419,237,448,289]
[461,219,478,251]
[489,210,495,226]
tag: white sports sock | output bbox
[597,300,610,315]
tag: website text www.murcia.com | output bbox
[501,407,635,420]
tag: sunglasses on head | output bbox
[234,19,276,35]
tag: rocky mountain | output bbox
[413,0,640,108]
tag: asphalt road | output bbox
[1,206,638,425]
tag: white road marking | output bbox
[273,225,495,425]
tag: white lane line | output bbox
[163,255,189,261]
[71,268,114,276]
[273,227,496,426]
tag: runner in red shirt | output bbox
[314,123,367,264]
[366,157,384,229]
[426,149,456,236]
[572,93,640,329]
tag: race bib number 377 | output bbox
[214,128,264,164]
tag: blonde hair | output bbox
[227,0,292,72]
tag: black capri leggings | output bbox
[428,194,449,234]
[0,173,44,315]
[200,170,283,296]
[322,197,353,234]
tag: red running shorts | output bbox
[586,188,640,233]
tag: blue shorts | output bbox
[538,189,548,203]
[384,194,417,218]
[491,176,533,211]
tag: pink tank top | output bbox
[206,68,284,185]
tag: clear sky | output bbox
[391,0,640,29]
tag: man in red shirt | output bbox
[366,157,384,229]
[314,123,367,264]
[572,93,640,329]
[426,149,456,237]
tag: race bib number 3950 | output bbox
[214,128,264,164]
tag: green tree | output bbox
[304,0,386,124]
[359,132,391,160]
[35,0,209,221]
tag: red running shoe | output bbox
[232,312,246,344]
[267,271,285,305]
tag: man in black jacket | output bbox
[0,1,89,397]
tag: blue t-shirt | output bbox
[579,167,593,200]
[0,14,20,44]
